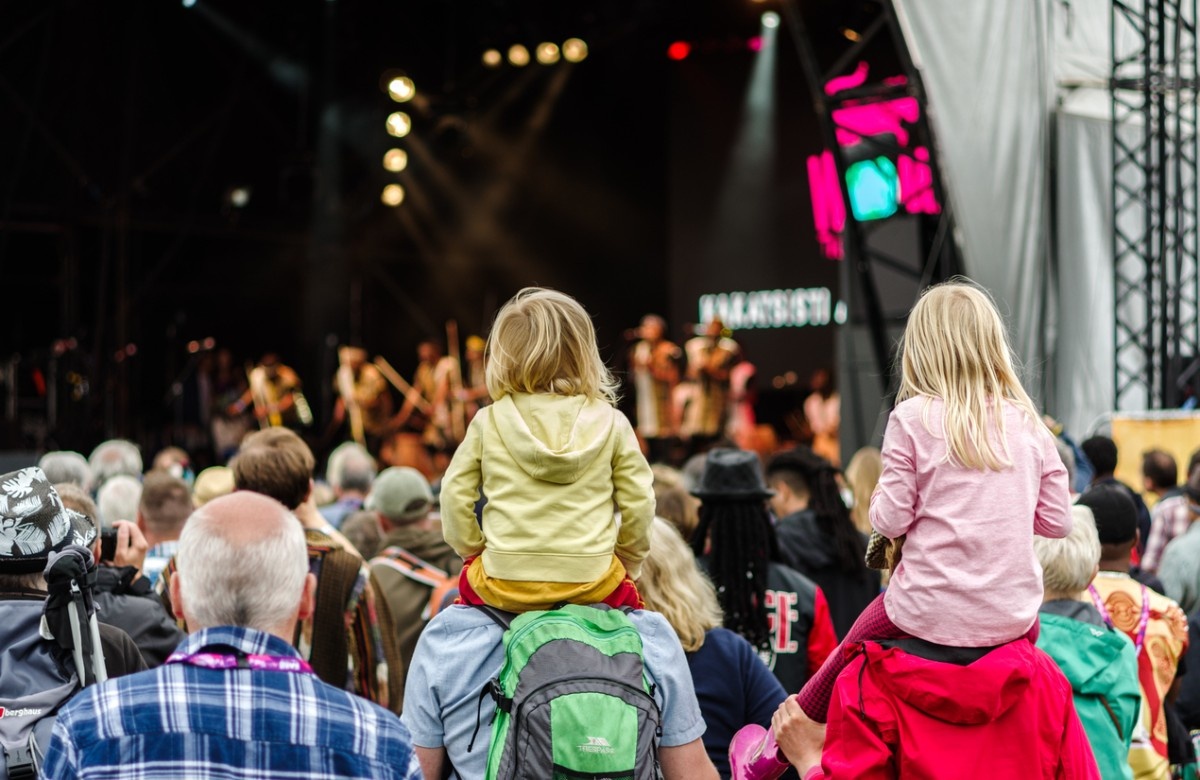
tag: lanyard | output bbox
[166,649,314,675]
[1088,583,1151,654]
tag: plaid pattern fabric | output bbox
[1142,494,1193,574]
[40,626,422,780]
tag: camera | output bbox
[100,528,118,563]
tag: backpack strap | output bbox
[370,546,451,588]
[370,546,458,620]
[471,603,515,631]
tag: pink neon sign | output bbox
[808,64,941,260]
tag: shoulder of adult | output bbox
[329,682,418,755]
[766,561,821,598]
[1028,640,1077,697]
[424,603,503,638]
[98,621,150,676]
[705,626,762,662]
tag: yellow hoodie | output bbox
[440,393,655,584]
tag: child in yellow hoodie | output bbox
[441,287,656,612]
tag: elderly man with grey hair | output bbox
[1034,504,1140,780]
[41,491,422,779]
[320,441,378,529]
[38,450,93,492]
[88,439,142,490]
[96,474,143,530]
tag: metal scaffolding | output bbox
[1112,0,1199,410]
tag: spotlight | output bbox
[748,36,763,51]
[182,0,196,7]
[508,44,530,67]
[667,41,691,61]
[383,148,408,172]
[482,48,503,68]
[841,27,861,42]
[228,186,251,208]
[536,42,560,65]
[386,111,411,138]
[387,76,415,103]
[562,38,588,63]
[381,184,405,207]
[762,11,780,28]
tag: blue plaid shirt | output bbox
[40,625,422,779]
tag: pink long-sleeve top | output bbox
[870,396,1073,647]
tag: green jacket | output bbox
[1038,604,1141,780]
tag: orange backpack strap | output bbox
[370,546,454,620]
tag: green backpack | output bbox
[469,604,663,780]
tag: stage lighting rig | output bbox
[388,76,415,103]
[562,38,588,63]
[386,112,411,138]
[508,44,531,67]
[381,184,405,206]
[383,148,408,172]
[536,42,561,65]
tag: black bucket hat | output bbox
[0,467,96,574]
[690,448,775,501]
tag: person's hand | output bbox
[771,696,825,774]
[110,520,148,578]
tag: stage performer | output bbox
[629,314,682,462]
[228,354,312,430]
[678,318,739,447]
[332,345,394,452]
[804,368,841,467]
[394,339,457,452]
[457,335,491,421]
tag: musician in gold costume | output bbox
[228,354,312,430]
[678,318,739,446]
[332,346,394,452]
[395,340,457,452]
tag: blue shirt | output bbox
[401,605,708,778]
[688,628,788,778]
[142,540,180,587]
[41,625,422,780]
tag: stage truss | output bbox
[1112,0,1200,410]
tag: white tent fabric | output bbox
[892,0,1057,402]
[889,0,1165,437]
[1055,89,1116,436]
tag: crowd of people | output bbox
[6,280,1200,778]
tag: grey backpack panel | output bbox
[496,637,661,779]
[0,601,81,780]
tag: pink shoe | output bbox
[729,723,791,780]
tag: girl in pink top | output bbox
[793,279,1072,722]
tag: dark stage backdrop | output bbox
[667,37,841,396]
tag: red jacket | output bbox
[805,639,1100,779]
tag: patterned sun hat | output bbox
[0,467,96,574]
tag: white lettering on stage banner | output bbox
[698,288,847,330]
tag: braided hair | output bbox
[766,446,867,577]
[691,500,778,654]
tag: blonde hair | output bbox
[485,287,619,405]
[638,518,723,652]
[897,279,1043,470]
[844,446,882,535]
[651,464,700,542]
[1034,505,1100,598]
